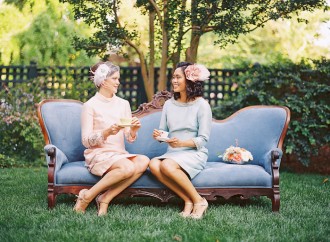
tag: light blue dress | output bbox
[155,97,212,179]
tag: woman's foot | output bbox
[179,202,193,218]
[190,198,208,219]
[95,193,109,216]
[73,189,90,213]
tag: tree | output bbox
[0,0,96,66]
[198,8,330,68]
[63,0,327,101]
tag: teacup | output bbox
[120,117,132,125]
[159,130,169,138]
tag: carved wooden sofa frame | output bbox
[37,91,290,212]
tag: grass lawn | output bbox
[0,167,329,242]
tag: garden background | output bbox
[0,1,329,241]
[1,0,329,173]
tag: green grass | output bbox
[0,168,329,242]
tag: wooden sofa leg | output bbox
[272,193,280,212]
[48,191,56,209]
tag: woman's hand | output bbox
[109,124,123,135]
[103,124,123,138]
[152,129,162,140]
[166,137,182,148]
[130,117,141,132]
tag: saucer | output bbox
[118,123,133,127]
[156,137,170,142]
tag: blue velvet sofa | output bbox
[37,91,290,212]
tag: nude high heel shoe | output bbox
[96,194,109,216]
[73,189,90,213]
[179,202,193,218]
[190,198,208,219]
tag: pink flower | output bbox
[184,64,210,82]
[218,144,253,164]
[232,153,243,163]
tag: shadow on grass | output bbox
[55,193,271,211]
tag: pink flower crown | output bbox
[184,64,210,82]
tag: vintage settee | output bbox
[37,91,290,212]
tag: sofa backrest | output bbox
[38,100,85,162]
[128,105,289,174]
[38,97,289,174]
[125,111,168,158]
[38,99,168,163]
[206,106,289,174]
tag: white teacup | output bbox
[159,130,169,138]
[120,117,132,125]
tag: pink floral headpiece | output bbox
[184,64,210,82]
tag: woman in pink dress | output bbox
[73,61,150,216]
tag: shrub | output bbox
[212,59,330,166]
[0,80,48,168]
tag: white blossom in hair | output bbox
[184,64,210,82]
[93,64,110,87]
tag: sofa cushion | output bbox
[56,161,166,187]
[56,161,271,188]
[130,169,166,188]
[56,161,100,185]
[192,162,272,188]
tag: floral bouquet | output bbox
[219,140,253,164]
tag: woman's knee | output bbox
[116,160,135,178]
[149,158,161,173]
[134,155,150,172]
[159,159,177,176]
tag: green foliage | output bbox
[64,0,328,61]
[0,80,48,168]
[212,59,330,166]
[0,0,96,66]
[199,9,330,69]
[63,0,328,97]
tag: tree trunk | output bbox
[157,35,168,91]
[148,9,155,100]
[171,0,187,69]
[186,0,200,63]
[139,53,154,101]
[186,34,200,63]
[157,0,168,92]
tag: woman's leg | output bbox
[159,158,208,218]
[149,158,195,215]
[73,158,137,212]
[158,158,203,203]
[149,158,192,202]
[96,155,149,215]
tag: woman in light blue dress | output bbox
[150,62,212,219]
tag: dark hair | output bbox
[173,62,204,101]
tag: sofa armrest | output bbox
[271,148,283,168]
[271,148,283,190]
[44,144,68,172]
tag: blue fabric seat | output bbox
[55,161,272,188]
[192,162,272,188]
